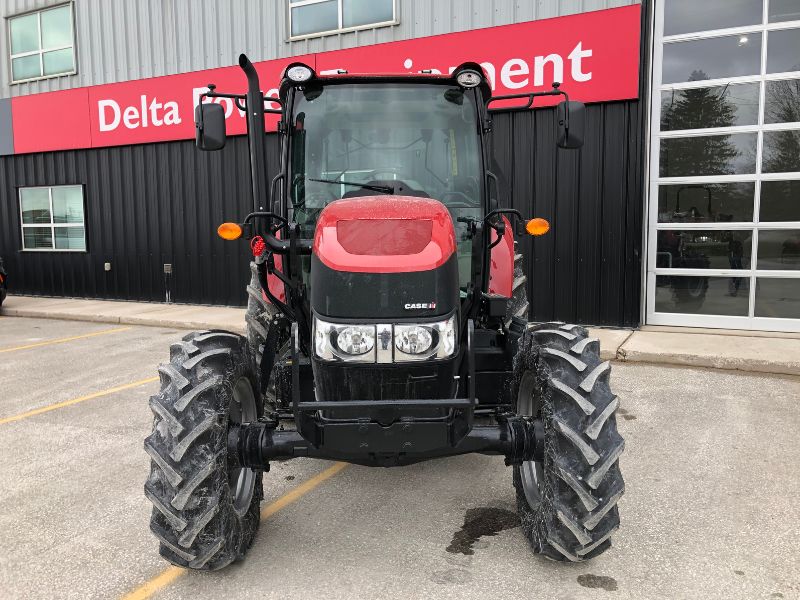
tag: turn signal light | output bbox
[217,222,243,240]
[525,218,550,236]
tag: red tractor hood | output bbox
[312,197,457,273]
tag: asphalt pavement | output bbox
[0,315,798,600]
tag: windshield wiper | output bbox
[309,177,394,194]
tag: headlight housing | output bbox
[286,64,314,82]
[313,315,457,363]
[394,315,456,361]
[456,70,482,88]
[314,319,376,362]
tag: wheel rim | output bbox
[517,371,544,509]
[228,376,257,517]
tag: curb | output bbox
[1,306,248,335]
[3,302,798,377]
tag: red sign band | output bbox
[10,5,640,155]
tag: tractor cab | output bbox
[286,77,486,292]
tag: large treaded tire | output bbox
[246,261,277,369]
[512,322,625,562]
[505,244,529,327]
[246,261,278,390]
[144,330,263,570]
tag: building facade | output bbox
[0,0,797,332]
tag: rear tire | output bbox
[512,322,625,561]
[144,330,263,570]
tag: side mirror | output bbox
[556,100,585,149]
[195,102,226,151]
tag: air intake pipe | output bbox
[239,53,269,213]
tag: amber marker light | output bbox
[525,218,550,236]
[217,222,243,240]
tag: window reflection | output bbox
[291,0,338,36]
[662,35,762,84]
[23,228,53,250]
[758,230,800,270]
[20,188,51,224]
[769,0,800,22]
[655,275,749,315]
[765,79,800,124]
[762,130,800,173]
[755,278,800,319]
[656,230,751,270]
[767,29,800,73]
[760,181,800,222]
[664,0,763,36]
[660,133,757,177]
[343,0,393,28]
[661,83,759,131]
[658,183,754,223]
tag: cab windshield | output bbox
[288,82,484,288]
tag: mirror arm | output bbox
[485,207,525,224]
[486,83,569,114]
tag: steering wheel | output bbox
[369,167,404,180]
[440,191,477,208]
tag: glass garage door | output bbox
[647,0,800,331]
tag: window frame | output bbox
[18,184,87,253]
[646,0,800,332]
[7,1,77,85]
[287,0,397,41]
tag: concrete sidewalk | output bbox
[2,294,799,377]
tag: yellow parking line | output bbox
[0,326,133,354]
[122,461,349,600]
[0,376,159,426]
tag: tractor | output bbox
[144,54,625,570]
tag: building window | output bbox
[288,0,395,39]
[647,0,800,332]
[8,3,75,83]
[19,185,86,251]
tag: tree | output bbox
[763,78,800,174]
[660,70,747,178]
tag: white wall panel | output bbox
[0,0,640,98]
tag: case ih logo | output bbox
[8,5,640,155]
[405,302,437,310]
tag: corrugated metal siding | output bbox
[490,102,643,327]
[0,99,644,325]
[0,0,640,99]
[0,135,269,306]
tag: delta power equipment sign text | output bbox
[9,5,640,155]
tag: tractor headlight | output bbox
[314,318,375,362]
[335,326,375,356]
[395,325,435,356]
[456,70,482,88]
[313,315,457,363]
[286,64,314,83]
[394,315,456,361]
